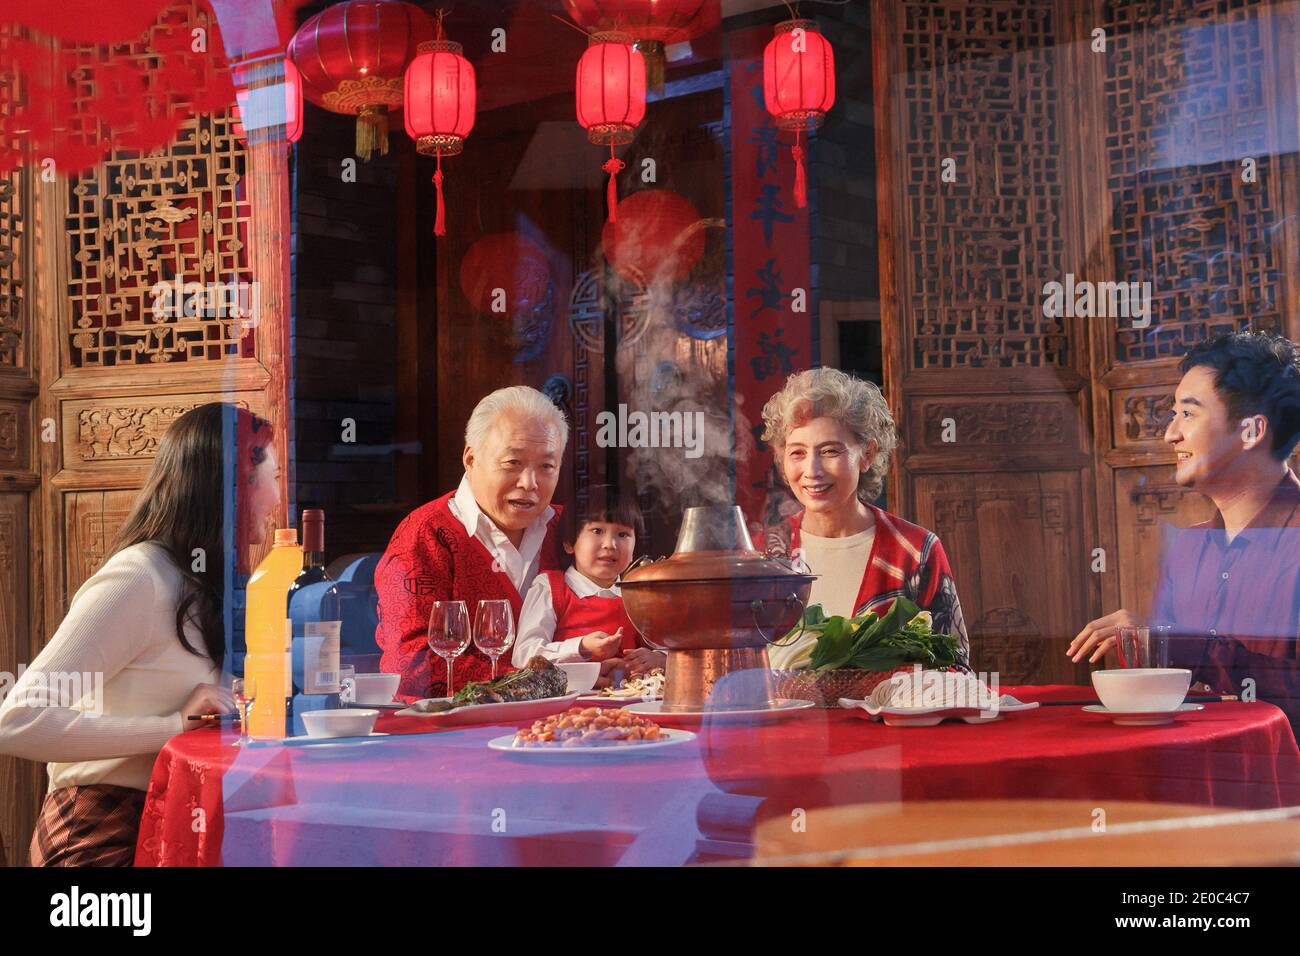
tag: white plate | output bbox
[397,691,582,725]
[573,693,661,706]
[839,696,1040,727]
[245,732,391,748]
[1081,703,1204,726]
[623,698,815,724]
[487,727,696,757]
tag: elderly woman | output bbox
[761,368,970,669]
[375,386,571,700]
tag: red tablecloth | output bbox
[135,686,1300,866]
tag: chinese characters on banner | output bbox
[727,25,813,537]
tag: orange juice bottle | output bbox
[244,528,302,738]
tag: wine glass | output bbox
[232,677,256,747]
[473,599,515,679]
[427,600,471,697]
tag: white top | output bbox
[0,542,218,792]
[512,566,621,666]
[767,524,875,670]
[448,474,556,597]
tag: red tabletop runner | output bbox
[135,686,1300,866]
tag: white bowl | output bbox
[558,662,600,693]
[1092,668,1191,713]
[352,672,401,705]
[299,708,379,739]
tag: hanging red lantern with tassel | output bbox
[763,18,835,209]
[404,19,476,237]
[233,59,304,146]
[288,0,433,161]
[575,33,646,224]
[562,0,719,93]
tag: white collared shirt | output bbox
[448,474,555,597]
[512,566,621,666]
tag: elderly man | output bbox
[375,386,568,700]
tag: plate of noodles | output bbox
[839,668,1039,726]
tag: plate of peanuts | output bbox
[489,706,696,754]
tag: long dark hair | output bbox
[110,403,275,669]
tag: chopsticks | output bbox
[1038,694,1238,707]
[188,713,241,721]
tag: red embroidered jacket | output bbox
[374,492,564,701]
[788,504,971,665]
[542,569,641,651]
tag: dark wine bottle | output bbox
[286,508,342,735]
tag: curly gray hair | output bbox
[759,367,898,501]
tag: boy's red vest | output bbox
[544,569,640,652]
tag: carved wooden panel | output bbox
[1103,0,1290,364]
[914,471,1087,684]
[1113,467,1217,619]
[63,490,138,605]
[61,393,257,468]
[0,398,26,470]
[909,397,1075,454]
[894,0,1069,369]
[0,170,21,371]
[1111,385,1176,451]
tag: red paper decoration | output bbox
[763,18,836,209]
[287,0,433,161]
[459,233,552,315]
[562,1,719,91]
[575,34,646,224]
[404,25,476,238]
[233,59,304,145]
[600,189,704,285]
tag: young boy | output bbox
[512,487,665,681]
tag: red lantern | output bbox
[459,233,553,315]
[576,34,646,224]
[233,59,304,146]
[563,1,719,91]
[404,22,476,238]
[600,189,704,285]
[288,0,433,161]
[763,19,836,209]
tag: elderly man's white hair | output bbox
[464,385,569,454]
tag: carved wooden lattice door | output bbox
[872,0,1300,684]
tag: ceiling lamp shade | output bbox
[233,59,304,146]
[576,34,646,223]
[288,0,434,161]
[763,18,836,208]
[562,1,719,91]
[404,26,476,237]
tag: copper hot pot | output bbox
[619,505,816,712]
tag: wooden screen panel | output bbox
[915,470,1088,684]
[63,490,137,601]
[893,0,1069,370]
[0,171,22,371]
[0,492,35,867]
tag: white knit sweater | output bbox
[0,542,219,792]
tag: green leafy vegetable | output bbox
[782,597,961,673]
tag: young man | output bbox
[1068,331,1300,729]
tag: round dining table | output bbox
[134,685,1300,866]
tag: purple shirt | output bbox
[1152,470,1300,730]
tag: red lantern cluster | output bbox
[601,189,704,285]
[576,34,646,223]
[763,19,836,208]
[404,28,477,237]
[288,0,434,160]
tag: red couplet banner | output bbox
[726,24,814,536]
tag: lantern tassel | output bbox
[602,145,625,223]
[792,131,808,209]
[433,152,447,237]
[356,105,389,162]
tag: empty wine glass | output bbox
[232,676,256,747]
[427,600,471,697]
[473,599,515,679]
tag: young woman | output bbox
[0,403,280,865]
